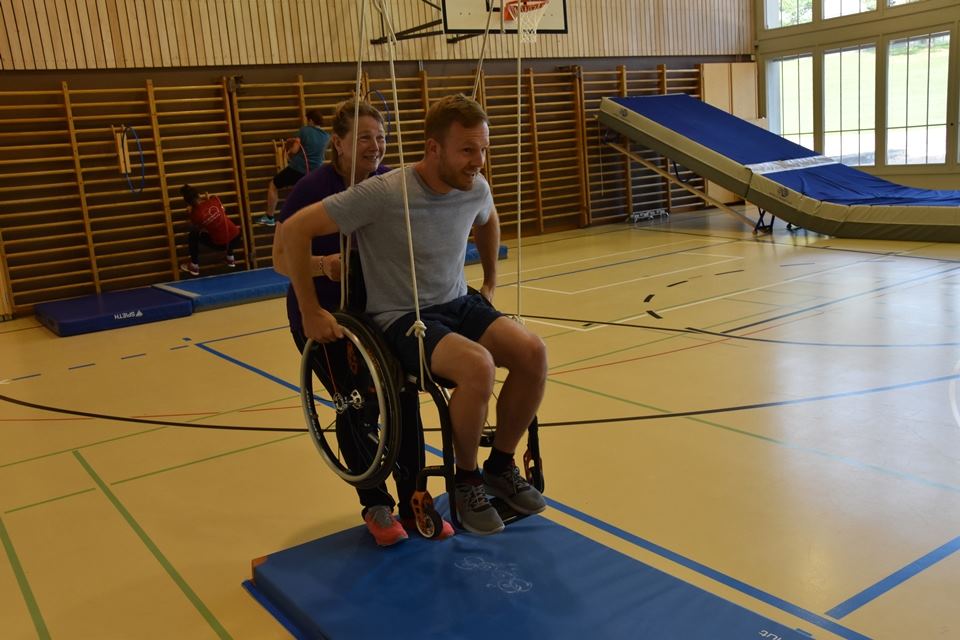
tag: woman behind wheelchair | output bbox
[272,99,453,546]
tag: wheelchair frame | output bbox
[301,308,545,538]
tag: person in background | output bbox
[179,184,240,277]
[258,109,330,226]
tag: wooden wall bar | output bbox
[0,64,720,314]
[0,0,752,71]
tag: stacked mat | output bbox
[599,94,960,241]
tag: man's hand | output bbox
[480,283,495,305]
[302,307,344,343]
[323,254,342,281]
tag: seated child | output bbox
[180,184,240,276]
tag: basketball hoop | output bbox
[505,0,550,43]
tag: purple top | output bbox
[277,162,391,331]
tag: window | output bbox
[765,0,813,29]
[824,0,876,20]
[824,44,876,165]
[886,31,950,164]
[767,54,815,150]
[888,0,922,6]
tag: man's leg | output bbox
[478,317,548,454]
[478,317,548,515]
[429,333,504,534]
[429,333,495,471]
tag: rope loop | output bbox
[404,319,427,339]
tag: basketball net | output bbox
[507,0,550,43]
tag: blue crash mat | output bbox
[465,242,508,265]
[154,268,289,311]
[34,287,193,337]
[245,513,812,640]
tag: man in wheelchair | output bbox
[282,94,548,535]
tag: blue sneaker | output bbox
[256,215,276,226]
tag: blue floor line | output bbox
[195,343,334,410]
[826,535,960,619]
[198,325,288,345]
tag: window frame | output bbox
[756,0,959,176]
[766,51,818,151]
[822,41,878,165]
[881,24,956,168]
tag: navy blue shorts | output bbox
[384,293,502,377]
[272,166,305,189]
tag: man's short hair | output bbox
[424,94,488,144]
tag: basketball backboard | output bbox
[441,0,568,34]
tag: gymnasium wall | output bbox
[0,2,755,317]
[0,0,753,71]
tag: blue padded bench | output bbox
[34,288,193,337]
[154,267,290,312]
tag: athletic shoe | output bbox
[256,215,276,226]
[484,463,546,515]
[180,261,199,276]
[225,255,236,268]
[363,505,408,547]
[454,481,504,535]
[400,516,455,540]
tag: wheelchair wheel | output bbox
[300,312,403,489]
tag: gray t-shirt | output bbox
[322,166,494,330]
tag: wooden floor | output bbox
[2,207,959,639]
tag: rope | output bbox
[470,0,498,100]
[371,0,431,389]
[513,8,524,322]
[341,0,369,312]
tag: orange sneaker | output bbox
[363,506,408,547]
[400,516,455,540]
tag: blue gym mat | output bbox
[154,268,290,311]
[34,287,193,337]
[245,511,812,640]
[465,242,508,265]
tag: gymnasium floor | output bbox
[2,207,959,639]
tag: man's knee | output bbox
[499,330,547,379]
[438,343,495,396]
[520,333,548,379]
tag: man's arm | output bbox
[280,201,343,342]
[271,222,333,280]
[473,206,500,302]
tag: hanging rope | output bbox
[340,0,370,312]
[513,6,524,322]
[370,0,431,389]
[348,0,529,386]
[470,0,499,100]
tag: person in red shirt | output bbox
[179,184,241,276]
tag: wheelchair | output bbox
[299,260,544,537]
